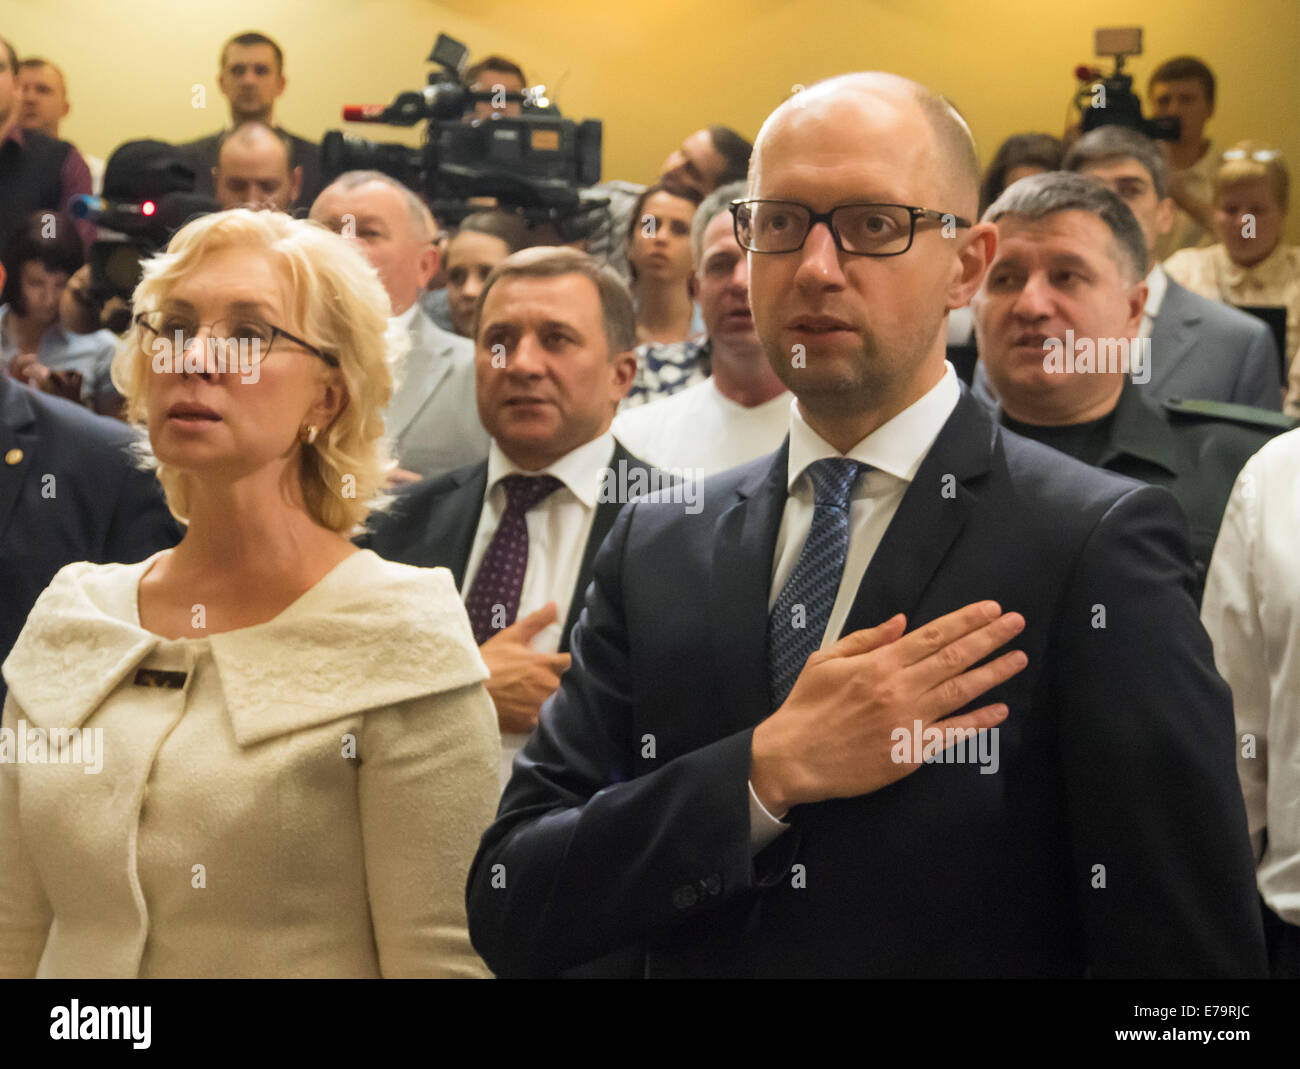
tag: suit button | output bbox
[672,885,698,910]
[702,874,722,896]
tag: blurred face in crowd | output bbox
[18,62,68,136]
[746,79,990,427]
[1149,78,1213,147]
[695,210,757,350]
[972,210,1145,423]
[18,260,70,329]
[470,68,524,120]
[219,43,285,124]
[1075,157,1173,258]
[1215,177,1286,267]
[629,190,696,287]
[475,272,636,469]
[660,129,727,199]
[143,244,342,487]
[445,230,511,336]
[0,40,17,127]
[214,127,301,211]
[310,180,437,315]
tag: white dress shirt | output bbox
[1139,264,1169,340]
[464,431,616,783]
[1201,427,1300,926]
[613,377,793,476]
[749,363,962,849]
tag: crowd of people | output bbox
[0,27,1298,979]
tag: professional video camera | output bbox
[1072,27,1180,141]
[322,33,606,239]
[69,141,219,326]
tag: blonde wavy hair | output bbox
[111,208,407,534]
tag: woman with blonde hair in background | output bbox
[0,209,499,978]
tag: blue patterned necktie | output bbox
[767,458,867,711]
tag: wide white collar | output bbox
[1,550,488,746]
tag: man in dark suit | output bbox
[365,247,649,783]
[176,32,321,210]
[465,73,1267,978]
[1065,126,1281,409]
[0,367,179,699]
[971,170,1294,600]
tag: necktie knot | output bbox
[500,473,564,514]
[804,458,865,512]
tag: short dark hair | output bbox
[980,133,1065,215]
[625,182,703,243]
[453,210,529,253]
[1,211,85,315]
[465,55,527,88]
[1063,126,1170,200]
[221,32,284,74]
[707,125,753,187]
[473,246,636,355]
[0,35,18,78]
[1148,56,1216,109]
[982,171,1148,280]
[625,182,702,284]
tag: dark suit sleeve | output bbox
[1234,324,1283,410]
[100,461,181,564]
[1057,483,1267,977]
[466,502,757,977]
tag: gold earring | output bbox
[302,425,318,445]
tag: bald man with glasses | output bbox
[467,73,1266,979]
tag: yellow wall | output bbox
[6,0,1299,237]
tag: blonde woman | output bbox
[1163,141,1300,410]
[0,209,499,978]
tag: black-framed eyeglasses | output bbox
[730,199,973,257]
[134,311,339,369]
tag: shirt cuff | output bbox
[748,779,790,855]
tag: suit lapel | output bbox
[840,390,994,636]
[560,442,647,653]
[1148,281,1200,396]
[388,311,456,443]
[0,383,39,537]
[412,464,488,590]
[709,441,790,734]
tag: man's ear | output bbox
[1154,195,1175,238]
[1124,278,1149,337]
[289,165,303,208]
[417,242,439,290]
[0,261,7,294]
[610,348,638,402]
[948,221,997,311]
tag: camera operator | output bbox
[1148,55,1220,261]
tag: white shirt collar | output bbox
[786,362,960,491]
[1144,264,1168,318]
[391,302,421,333]
[486,430,616,511]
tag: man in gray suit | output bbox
[1064,127,1281,410]
[311,171,490,479]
